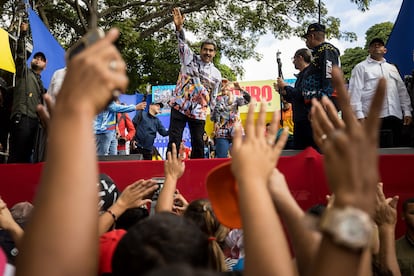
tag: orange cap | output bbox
[206,161,242,229]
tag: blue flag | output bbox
[27,6,66,89]
[386,0,414,77]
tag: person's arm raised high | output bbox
[0,198,24,250]
[16,28,128,276]
[98,179,157,235]
[155,143,185,213]
[172,7,194,66]
[231,101,295,276]
[373,183,401,276]
[267,169,321,275]
[310,67,386,276]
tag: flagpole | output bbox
[318,0,321,24]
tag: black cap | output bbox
[33,52,46,62]
[97,173,120,212]
[303,23,326,37]
[151,102,164,108]
[369,38,385,47]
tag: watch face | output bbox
[337,212,371,248]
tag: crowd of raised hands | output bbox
[0,28,405,276]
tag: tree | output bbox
[0,0,372,90]
[340,21,394,80]
[341,47,367,80]
[364,21,394,49]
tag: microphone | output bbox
[276,50,284,126]
[276,50,283,79]
[276,50,281,62]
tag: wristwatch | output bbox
[320,206,374,251]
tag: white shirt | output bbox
[47,67,67,102]
[348,56,412,119]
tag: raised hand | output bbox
[230,101,294,276]
[172,191,189,215]
[374,182,399,227]
[0,198,16,231]
[267,168,290,201]
[36,93,54,131]
[156,143,185,213]
[373,182,401,276]
[135,101,147,110]
[231,101,288,182]
[310,67,385,215]
[164,143,185,181]
[0,198,24,249]
[99,179,158,234]
[172,8,185,31]
[58,28,128,116]
[233,82,241,91]
[116,179,158,209]
[309,66,387,276]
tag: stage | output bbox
[1,147,413,237]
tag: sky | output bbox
[238,0,404,81]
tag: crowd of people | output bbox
[0,7,413,276]
[1,13,413,162]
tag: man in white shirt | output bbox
[348,38,412,147]
[47,67,66,102]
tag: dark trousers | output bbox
[293,120,317,150]
[8,114,39,163]
[167,108,205,159]
[136,147,152,160]
[380,116,403,148]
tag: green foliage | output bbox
[349,0,372,11]
[341,47,367,80]
[340,21,393,81]
[0,0,374,88]
[216,64,237,81]
[364,22,394,49]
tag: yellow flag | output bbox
[0,28,16,73]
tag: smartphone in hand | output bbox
[151,177,165,201]
[66,28,105,61]
[65,28,123,99]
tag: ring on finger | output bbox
[109,60,117,71]
[321,133,327,142]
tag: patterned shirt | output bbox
[302,42,340,103]
[169,29,222,120]
[211,90,250,139]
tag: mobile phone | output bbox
[151,177,165,201]
[66,28,105,61]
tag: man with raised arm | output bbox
[9,22,47,163]
[168,7,222,159]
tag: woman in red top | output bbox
[116,112,136,155]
